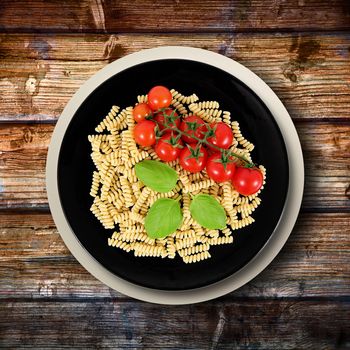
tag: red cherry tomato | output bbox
[133,103,152,123]
[147,86,172,111]
[207,122,233,149]
[154,108,180,131]
[155,133,183,162]
[206,153,236,183]
[179,145,207,173]
[133,120,156,147]
[180,115,207,144]
[232,167,264,196]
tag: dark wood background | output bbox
[0,1,349,348]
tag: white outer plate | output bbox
[46,46,304,305]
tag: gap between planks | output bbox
[0,33,350,123]
[0,0,349,32]
[0,296,349,303]
[2,29,350,35]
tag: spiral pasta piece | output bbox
[208,236,234,245]
[221,182,233,212]
[120,176,134,206]
[106,187,124,210]
[118,230,155,245]
[107,134,121,150]
[137,95,148,103]
[205,229,220,238]
[166,237,176,259]
[182,251,211,264]
[178,243,210,257]
[133,243,167,258]
[170,89,199,104]
[95,105,120,133]
[113,211,130,224]
[175,229,196,239]
[100,167,116,201]
[108,238,133,252]
[188,172,205,182]
[125,150,149,168]
[119,224,145,234]
[176,237,198,250]
[230,216,255,230]
[96,199,115,229]
[222,111,231,126]
[188,103,218,123]
[89,171,100,197]
[231,121,254,151]
[197,101,220,109]
[171,99,188,115]
[222,227,232,237]
[183,179,215,193]
[88,134,109,143]
[124,129,138,156]
[182,193,191,219]
[132,187,151,213]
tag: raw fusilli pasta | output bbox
[88,88,265,263]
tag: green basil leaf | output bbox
[145,198,183,239]
[135,160,178,193]
[190,194,226,229]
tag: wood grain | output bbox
[0,300,349,349]
[0,1,349,348]
[1,122,349,210]
[0,33,349,122]
[0,212,349,299]
[0,0,349,33]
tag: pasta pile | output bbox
[88,89,266,263]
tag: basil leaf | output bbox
[145,198,183,239]
[190,194,226,229]
[135,160,178,193]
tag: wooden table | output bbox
[1,1,349,348]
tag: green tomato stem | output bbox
[152,109,254,167]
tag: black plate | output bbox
[58,59,289,290]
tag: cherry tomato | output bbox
[179,145,207,173]
[155,133,183,162]
[180,115,207,144]
[206,154,236,183]
[154,108,180,131]
[134,120,156,147]
[147,86,172,111]
[133,103,152,123]
[232,167,264,196]
[207,122,233,150]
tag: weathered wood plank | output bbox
[0,212,349,299]
[0,300,348,349]
[0,124,49,209]
[0,33,349,122]
[0,0,349,33]
[0,122,349,210]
